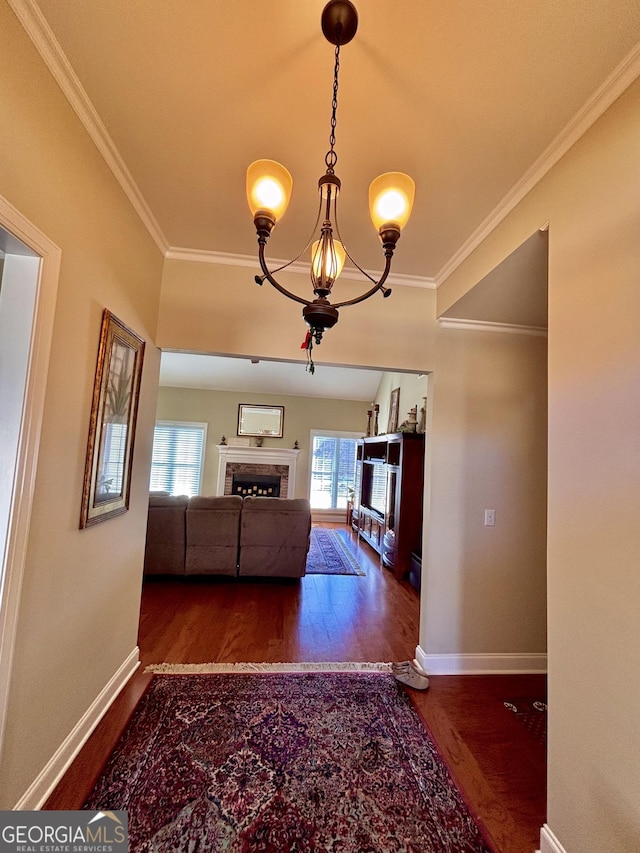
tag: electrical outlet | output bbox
[484,509,495,526]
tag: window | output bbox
[309,431,359,509]
[149,421,207,497]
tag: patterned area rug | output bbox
[85,671,491,852]
[306,527,365,575]
[503,697,548,745]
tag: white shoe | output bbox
[412,658,429,677]
[393,667,430,690]
[391,659,428,678]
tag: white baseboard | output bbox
[414,646,547,675]
[539,824,567,853]
[14,647,140,809]
[311,510,349,524]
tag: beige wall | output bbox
[0,2,163,807]
[437,76,640,853]
[156,387,370,498]
[6,3,633,845]
[158,259,437,372]
[423,328,548,657]
[373,371,429,435]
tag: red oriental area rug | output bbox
[306,527,366,575]
[84,669,491,852]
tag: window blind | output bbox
[149,421,206,497]
[309,433,357,509]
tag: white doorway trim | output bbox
[0,194,60,761]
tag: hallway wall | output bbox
[0,2,163,807]
[423,327,548,664]
[436,73,640,853]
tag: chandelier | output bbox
[246,0,415,372]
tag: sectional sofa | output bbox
[143,493,312,579]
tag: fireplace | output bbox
[216,445,301,499]
[232,473,281,498]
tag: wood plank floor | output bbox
[45,524,546,853]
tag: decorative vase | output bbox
[418,397,427,433]
[405,406,418,433]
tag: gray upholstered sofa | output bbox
[239,496,312,578]
[143,493,311,579]
[186,496,242,576]
[143,494,189,576]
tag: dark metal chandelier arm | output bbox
[257,242,311,307]
[254,191,325,282]
[331,254,393,309]
[333,203,377,285]
[338,245,377,285]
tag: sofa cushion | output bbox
[185,495,242,576]
[238,497,311,578]
[143,494,188,575]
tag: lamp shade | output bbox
[311,237,346,288]
[368,172,415,232]
[246,160,293,223]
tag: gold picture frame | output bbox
[387,387,400,434]
[80,309,145,528]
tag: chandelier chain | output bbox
[325,43,341,173]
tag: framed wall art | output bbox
[237,404,285,438]
[80,309,145,528]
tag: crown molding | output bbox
[439,317,548,337]
[10,0,433,288]
[12,0,639,285]
[8,0,170,255]
[436,41,640,287]
[165,247,437,289]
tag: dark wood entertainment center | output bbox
[352,432,425,581]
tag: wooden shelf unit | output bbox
[352,432,425,580]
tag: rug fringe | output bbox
[145,661,393,674]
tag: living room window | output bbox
[149,421,207,496]
[309,431,359,510]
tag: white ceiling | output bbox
[160,352,384,401]
[16,1,639,395]
[27,0,640,281]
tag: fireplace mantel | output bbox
[216,445,301,498]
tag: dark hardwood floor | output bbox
[45,523,546,853]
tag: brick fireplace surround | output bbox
[216,445,302,499]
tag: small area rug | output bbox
[306,527,365,575]
[503,697,548,745]
[85,667,491,852]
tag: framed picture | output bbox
[80,309,145,528]
[237,404,284,438]
[387,387,400,434]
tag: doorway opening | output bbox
[0,201,60,760]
